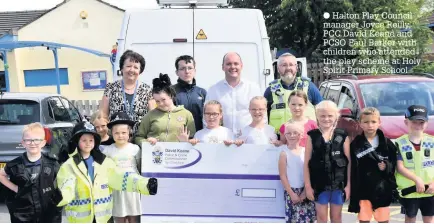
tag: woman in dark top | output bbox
[101,50,155,130]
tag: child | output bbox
[278,122,316,223]
[90,110,115,151]
[135,73,196,145]
[279,90,317,147]
[103,112,142,223]
[348,107,397,223]
[304,100,351,223]
[395,105,433,223]
[0,122,62,222]
[54,121,158,223]
[237,96,277,144]
[179,100,234,145]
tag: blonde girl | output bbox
[278,122,316,223]
[238,96,277,144]
[304,100,351,223]
[90,110,114,150]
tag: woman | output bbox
[101,50,155,130]
[134,74,196,145]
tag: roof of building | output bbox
[0,0,124,38]
[0,10,48,37]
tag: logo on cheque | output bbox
[152,146,163,165]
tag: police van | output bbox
[114,0,274,92]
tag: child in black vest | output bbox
[304,100,351,223]
[0,122,62,223]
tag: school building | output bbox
[0,0,125,100]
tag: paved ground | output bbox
[0,203,422,223]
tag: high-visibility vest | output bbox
[56,151,150,223]
[395,134,434,198]
[269,78,316,133]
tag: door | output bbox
[124,9,194,86]
[193,9,266,91]
[336,83,360,140]
[46,97,75,155]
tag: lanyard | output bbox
[122,80,138,119]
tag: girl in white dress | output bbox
[103,112,141,223]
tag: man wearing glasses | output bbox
[172,55,207,131]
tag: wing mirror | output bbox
[340,108,354,118]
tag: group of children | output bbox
[276,96,433,223]
[0,111,158,223]
[0,82,433,223]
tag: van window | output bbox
[48,97,71,122]
[0,100,40,125]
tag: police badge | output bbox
[152,146,163,165]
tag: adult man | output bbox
[264,53,323,133]
[172,55,207,131]
[205,52,262,137]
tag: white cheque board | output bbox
[140,142,285,223]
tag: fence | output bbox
[71,100,101,117]
[306,62,342,86]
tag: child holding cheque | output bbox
[278,122,316,223]
[179,100,234,145]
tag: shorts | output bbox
[316,190,345,205]
[358,200,390,222]
[400,196,434,218]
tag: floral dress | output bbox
[103,80,152,130]
[284,188,317,223]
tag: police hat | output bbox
[107,112,135,129]
[405,105,428,121]
[70,121,101,149]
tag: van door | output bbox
[124,9,194,86]
[192,9,269,92]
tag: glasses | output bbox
[204,113,220,118]
[285,132,301,137]
[250,108,266,112]
[178,67,195,71]
[23,139,44,145]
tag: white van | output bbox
[114,0,274,93]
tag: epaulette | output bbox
[42,151,59,161]
[269,79,279,85]
[300,76,311,82]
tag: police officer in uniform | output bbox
[264,53,323,134]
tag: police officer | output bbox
[264,53,323,133]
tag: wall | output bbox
[12,0,124,100]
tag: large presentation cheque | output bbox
[141,142,285,223]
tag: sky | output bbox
[0,0,158,12]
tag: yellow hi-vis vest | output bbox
[56,152,150,223]
[395,134,434,199]
[269,78,316,133]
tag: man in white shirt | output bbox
[205,52,262,137]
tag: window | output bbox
[60,97,81,123]
[0,100,40,125]
[360,81,434,116]
[326,83,341,103]
[48,97,71,122]
[24,68,69,87]
[338,86,355,110]
[319,83,328,96]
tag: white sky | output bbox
[0,0,158,12]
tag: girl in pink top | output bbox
[279,90,317,147]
